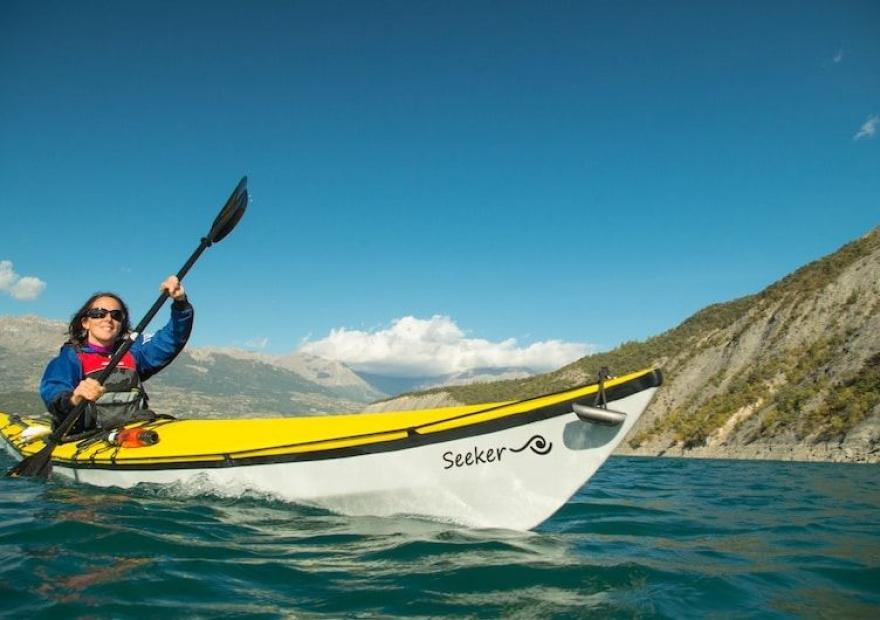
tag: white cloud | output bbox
[832,48,845,64]
[299,315,593,377]
[10,277,47,301]
[0,260,47,301]
[242,337,270,350]
[854,114,878,141]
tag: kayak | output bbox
[1,368,661,530]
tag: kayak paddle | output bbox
[7,177,249,479]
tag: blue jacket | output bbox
[40,300,194,425]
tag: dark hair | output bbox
[67,292,132,347]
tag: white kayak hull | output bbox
[39,387,656,530]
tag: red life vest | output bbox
[77,348,152,430]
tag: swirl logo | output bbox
[509,435,552,456]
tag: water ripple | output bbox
[1,455,877,618]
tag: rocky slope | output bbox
[384,227,880,463]
[0,315,68,416]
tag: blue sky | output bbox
[1,1,878,376]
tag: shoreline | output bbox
[615,441,879,464]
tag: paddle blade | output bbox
[6,444,54,479]
[208,177,248,244]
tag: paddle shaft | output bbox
[50,237,209,442]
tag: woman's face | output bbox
[81,296,125,347]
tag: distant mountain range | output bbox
[357,367,533,397]
[0,319,535,418]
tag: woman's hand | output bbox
[160,275,187,302]
[70,378,105,406]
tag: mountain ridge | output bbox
[0,323,535,417]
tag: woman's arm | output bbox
[39,346,82,420]
[132,298,195,380]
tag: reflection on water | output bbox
[36,557,151,604]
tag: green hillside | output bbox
[408,227,880,446]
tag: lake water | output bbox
[1,455,877,618]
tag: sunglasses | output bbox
[86,308,126,322]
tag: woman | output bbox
[40,276,194,434]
